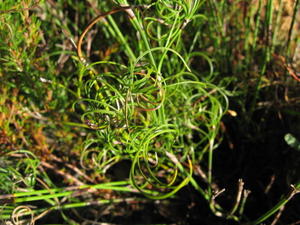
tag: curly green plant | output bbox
[73,1,228,204]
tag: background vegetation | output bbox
[0,0,300,224]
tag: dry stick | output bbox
[48,153,95,184]
[212,188,226,200]
[270,205,285,225]
[264,174,275,194]
[238,189,251,216]
[289,220,300,225]
[228,179,244,217]
[194,164,223,196]
[194,164,226,212]
[273,54,300,82]
[194,165,208,182]
[40,161,85,186]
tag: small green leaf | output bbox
[284,133,300,151]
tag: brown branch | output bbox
[40,161,85,186]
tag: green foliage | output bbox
[285,133,300,151]
[73,0,228,202]
[0,0,299,224]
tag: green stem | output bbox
[286,0,300,53]
[107,15,137,61]
[0,198,145,220]
[251,186,300,225]
[0,181,134,203]
[127,9,157,69]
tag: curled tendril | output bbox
[155,0,187,23]
[187,52,214,81]
[11,205,35,225]
[133,47,191,74]
[128,72,164,112]
[145,17,172,41]
[77,6,133,63]
[129,125,193,199]
[80,139,119,173]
